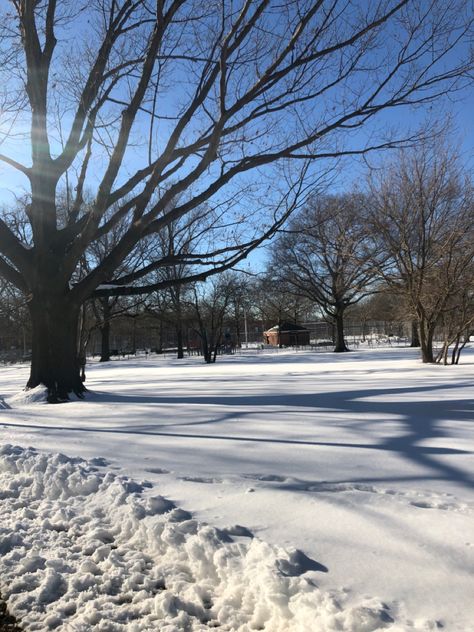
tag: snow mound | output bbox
[0,445,402,631]
[7,386,48,406]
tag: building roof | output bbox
[264,322,310,334]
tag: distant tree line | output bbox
[1,140,473,366]
[268,139,474,364]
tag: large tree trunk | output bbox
[27,294,86,402]
[420,336,434,363]
[201,331,211,363]
[99,321,111,362]
[419,319,435,363]
[334,308,350,352]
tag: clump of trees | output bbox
[267,139,474,363]
[368,142,474,363]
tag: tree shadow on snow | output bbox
[3,381,473,489]
[86,381,474,488]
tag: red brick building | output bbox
[263,322,310,346]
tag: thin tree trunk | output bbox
[77,303,89,382]
[451,336,460,365]
[99,299,111,362]
[157,319,163,353]
[454,335,468,364]
[442,341,449,365]
[174,291,185,359]
[201,330,211,363]
[330,320,336,345]
[131,317,137,354]
[176,325,184,359]
[235,306,241,348]
[175,301,184,359]
[410,320,421,347]
[278,309,283,348]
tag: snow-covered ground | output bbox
[0,347,473,631]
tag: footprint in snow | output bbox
[179,476,222,484]
[145,467,170,474]
[89,457,110,467]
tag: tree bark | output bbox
[176,325,184,359]
[278,309,283,348]
[99,299,111,362]
[172,289,185,359]
[334,308,350,352]
[410,320,421,347]
[453,333,468,365]
[201,331,211,363]
[419,319,435,363]
[27,294,85,402]
[99,321,111,362]
[175,300,184,359]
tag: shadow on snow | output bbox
[2,380,473,488]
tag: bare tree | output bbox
[151,207,218,358]
[346,286,409,342]
[191,276,234,363]
[368,142,474,363]
[435,279,474,364]
[0,0,472,399]
[253,275,313,346]
[79,200,152,361]
[270,194,379,351]
[0,280,31,360]
[143,289,175,353]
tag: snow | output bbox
[0,347,473,631]
[0,446,397,631]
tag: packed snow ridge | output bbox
[0,445,403,631]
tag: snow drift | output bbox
[0,444,399,631]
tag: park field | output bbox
[0,347,473,631]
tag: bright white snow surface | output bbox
[0,347,473,631]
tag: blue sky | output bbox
[0,1,472,271]
[1,84,471,224]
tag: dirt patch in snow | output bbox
[0,597,22,631]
